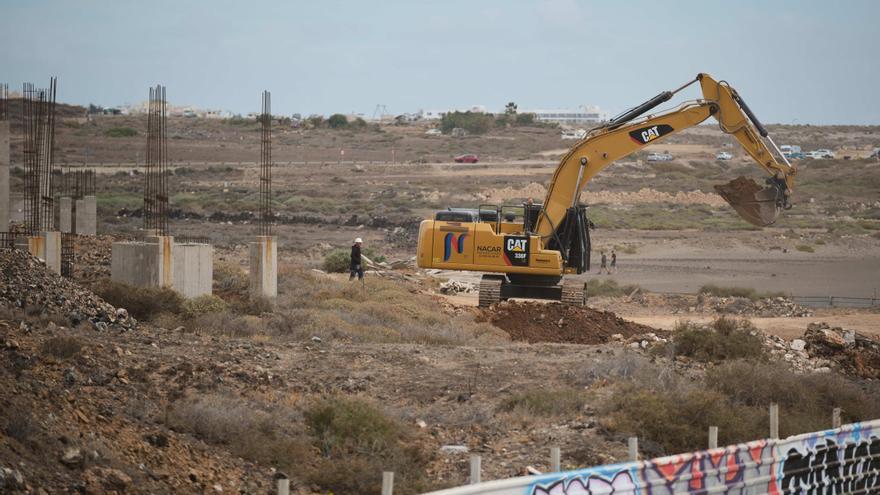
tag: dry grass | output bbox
[498,388,587,417]
[41,335,83,360]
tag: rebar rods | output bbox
[22,78,58,232]
[143,85,169,235]
[259,90,273,236]
[0,83,8,121]
[62,168,95,198]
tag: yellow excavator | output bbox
[416,73,797,306]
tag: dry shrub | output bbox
[41,335,83,359]
[706,360,880,435]
[669,317,764,362]
[304,396,431,495]
[187,311,264,338]
[181,294,227,319]
[166,393,310,472]
[586,278,640,297]
[698,284,784,300]
[498,388,587,417]
[92,279,182,321]
[604,359,880,456]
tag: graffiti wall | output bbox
[424,420,880,495]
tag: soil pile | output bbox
[0,249,133,330]
[482,301,660,344]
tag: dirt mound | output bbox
[0,249,134,330]
[481,301,660,345]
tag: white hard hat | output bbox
[354,238,363,243]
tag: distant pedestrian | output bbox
[600,251,608,275]
[611,250,617,273]
[350,237,364,283]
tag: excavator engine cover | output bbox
[714,176,782,227]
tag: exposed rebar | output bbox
[143,85,169,236]
[259,90,273,236]
[0,83,8,121]
[21,78,58,233]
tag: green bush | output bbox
[322,249,351,273]
[104,127,138,138]
[699,284,784,301]
[669,317,765,362]
[181,294,228,319]
[328,114,348,129]
[93,280,182,321]
[440,111,494,135]
[795,244,815,253]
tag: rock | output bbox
[61,447,84,467]
[0,467,25,491]
[415,419,427,429]
[311,336,322,343]
[440,445,469,454]
[790,339,806,351]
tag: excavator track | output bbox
[478,275,504,308]
[561,280,587,306]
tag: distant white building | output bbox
[418,105,490,121]
[526,105,608,125]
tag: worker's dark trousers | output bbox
[349,265,364,280]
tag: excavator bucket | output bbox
[714,177,782,227]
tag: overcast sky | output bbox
[2,0,877,124]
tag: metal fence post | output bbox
[708,426,719,449]
[770,403,779,439]
[628,437,639,461]
[833,408,842,428]
[469,455,481,484]
[382,471,394,495]
[550,447,561,472]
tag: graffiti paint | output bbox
[423,420,880,495]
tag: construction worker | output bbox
[350,238,364,282]
[600,251,608,275]
[611,250,617,273]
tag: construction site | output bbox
[2,3,880,494]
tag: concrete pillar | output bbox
[75,195,96,235]
[249,235,277,300]
[59,197,74,233]
[111,236,174,288]
[17,232,62,274]
[172,241,212,298]
[0,121,9,231]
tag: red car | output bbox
[454,154,479,163]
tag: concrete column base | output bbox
[173,241,213,299]
[249,235,278,300]
[75,195,97,235]
[17,232,62,274]
[111,236,174,288]
[59,197,73,233]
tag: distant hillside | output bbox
[3,98,87,121]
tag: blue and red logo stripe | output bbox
[443,233,467,261]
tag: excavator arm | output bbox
[535,73,797,238]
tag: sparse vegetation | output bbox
[666,317,765,362]
[104,126,138,138]
[604,360,880,456]
[586,278,640,297]
[181,294,228,319]
[698,284,785,301]
[440,111,494,135]
[498,388,587,417]
[41,335,83,359]
[327,113,349,129]
[93,280,183,321]
[796,244,815,253]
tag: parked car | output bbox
[715,151,733,160]
[647,152,673,162]
[871,147,880,159]
[783,151,805,160]
[454,154,479,163]
[424,128,442,136]
[810,149,835,159]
